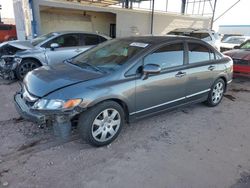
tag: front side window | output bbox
[31,32,57,46]
[188,43,210,64]
[144,43,184,69]
[70,39,147,73]
[44,34,80,48]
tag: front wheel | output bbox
[16,59,41,80]
[78,101,124,147]
[206,78,225,107]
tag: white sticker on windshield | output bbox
[130,42,149,48]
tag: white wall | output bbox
[219,26,250,36]
[116,10,210,37]
[40,8,116,36]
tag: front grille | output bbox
[233,59,250,66]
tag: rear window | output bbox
[0,25,12,30]
[168,31,212,41]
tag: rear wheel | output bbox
[206,78,225,107]
[16,59,41,80]
[78,101,124,147]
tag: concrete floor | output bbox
[0,77,250,188]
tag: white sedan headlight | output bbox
[14,57,22,64]
[33,99,82,110]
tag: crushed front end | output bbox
[14,85,83,140]
[0,43,24,80]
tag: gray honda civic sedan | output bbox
[14,36,233,146]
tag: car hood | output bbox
[2,40,34,50]
[24,63,104,97]
[223,49,250,61]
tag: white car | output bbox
[220,36,250,52]
[167,28,221,50]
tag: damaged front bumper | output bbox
[14,93,47,124]
[14,92,80,124]
[0,58,18,80]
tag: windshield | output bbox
[71,39,148,73]
[31,32,57,46]
[223,37,246,44]
[168,31,212,41]
[240,41,250,49]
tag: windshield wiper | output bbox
[75,61,106,74]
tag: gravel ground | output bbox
[0,77,250,188]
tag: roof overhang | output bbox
[65,0,150,7]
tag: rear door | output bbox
[184,41,221,101]
[134,42,188,117]
[44,33,82,64]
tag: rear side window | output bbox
[99,36,107,43]
[188,43,211,64]
[84,34,100,45]
[144,43,184,69]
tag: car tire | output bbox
[16,59,41,80]
[78,101,125,147]
[206,78,225,107]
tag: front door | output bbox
[134,42,188,117]
[44,33,82,65]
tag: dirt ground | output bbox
[0,77,250,188]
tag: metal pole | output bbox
[210,0,218,29]
[0,4,2,23]
[166,0,168,12]
[125,0,129,8]
[181,0,186,14]
[150,0,155,34]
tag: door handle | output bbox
[175,71,186,78]
[208,65,215,71]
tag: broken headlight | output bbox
[13,57,22,64]
[33,99,82,110]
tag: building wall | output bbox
[40,8,116,36]
[116,10,210,37]
[219,25,250,36]
[13,0,211,39]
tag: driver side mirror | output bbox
[50,43,59,51]
[142,64,161,80]
[234,45,240,49]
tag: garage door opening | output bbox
[40,6,116,38]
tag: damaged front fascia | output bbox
[0,43,25,80]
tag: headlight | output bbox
[14,57,22,64]
[33,99,82,110]
[0,59,6,66]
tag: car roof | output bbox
[51,31,111,39]
[119,35,207,45]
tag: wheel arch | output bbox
[218,76,227,92]
[20,57,43,66]
[86,98,130,123]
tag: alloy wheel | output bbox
[91,108,121,142]
[212,82,224,104]
[19,61,39,78]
